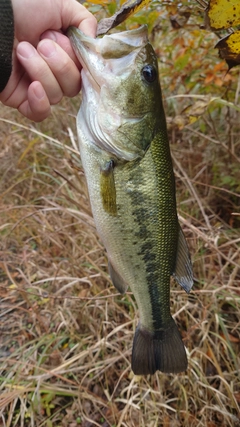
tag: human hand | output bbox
[0,0,97,122]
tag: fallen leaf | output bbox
[97,0,151,36]
[170,7,191,29]
[220,332,240,343]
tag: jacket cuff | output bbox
[0,0,14,92]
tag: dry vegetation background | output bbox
[0,1,240,426]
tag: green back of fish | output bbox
[114,115,178,328]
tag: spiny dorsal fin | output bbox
[108,261,128,294]
[173,225,194,293]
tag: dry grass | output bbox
[0,4,240,426]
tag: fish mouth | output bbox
[67,25,148,91]
[67,27,103,92]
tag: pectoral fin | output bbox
[173,225,194,293]
[100,160,117,216]
[108,261,128,294]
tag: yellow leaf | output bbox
[215,30,240,69]
[17,137,39,165]
[9,283,17,289]
[207,0,240,30]
[189,116,198,124]
[121,0,151,15]
[62,342,69,349]
[86,0,109,4]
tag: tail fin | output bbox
[131,318,187,375]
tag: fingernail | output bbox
[17,42,36,59]
[38,39,57,58]
[33,84,45,100]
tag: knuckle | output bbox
[50,93,63,105]
[58,56,72,76]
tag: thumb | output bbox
[60,1,97,37]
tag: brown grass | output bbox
[0,3,240,426]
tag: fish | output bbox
[67,25,194,375]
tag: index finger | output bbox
[40,31,81,68]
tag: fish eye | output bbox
[141,65,157,83]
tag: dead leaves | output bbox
[97,0,151,36]
[95,0,240,71]
[167,94,240,130]
[170,8,191,30]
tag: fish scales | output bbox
[68,25,194,375]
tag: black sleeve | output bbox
[0,0,14,92]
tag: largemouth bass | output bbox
[68,25,194,375]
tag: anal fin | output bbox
[108,261,128,294]
[173,225,194,293]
